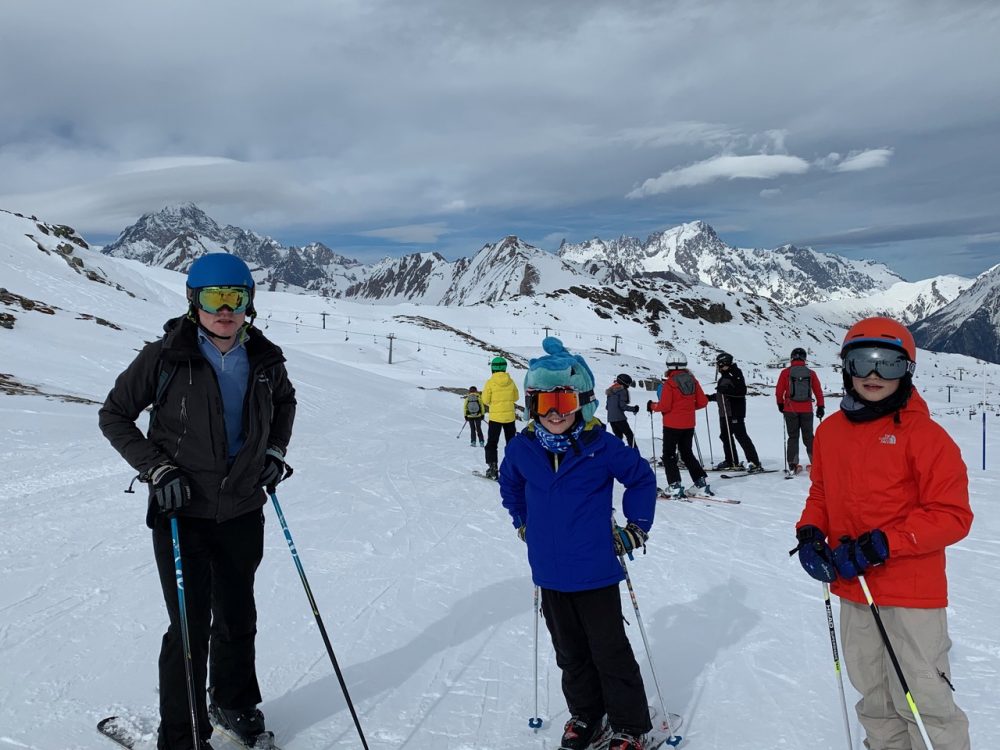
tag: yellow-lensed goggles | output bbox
[195,286,250,314]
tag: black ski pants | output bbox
[541,585,652,736]
[152,510,265,750]
[609,419,636,448]
[783,411,814,468]
[484,419,516,465]
[718,416,761,466]
[661,426,706,485]
[467,417,485,444]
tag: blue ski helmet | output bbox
[187,253,255,290]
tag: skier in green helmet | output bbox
[482,355,519,479]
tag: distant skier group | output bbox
[94,252,973,750]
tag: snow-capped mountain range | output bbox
[912,263,1000,365]
[557,221,904,305]
[102,205,902,308]
[4,202,995,362]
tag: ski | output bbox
[719,469,781,479]
[657,489,740,505]
[97,716,150,750]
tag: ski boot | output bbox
[208,703,274,749]
[484,462,499,480]
[665,482,684,499]
[746,463,765,474]
[479,440,486,447]
[559,714,608,750]
[607,730,647,750]
[687,476,714,497]
[714,460,744,471]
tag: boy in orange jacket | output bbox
[793,317,973,750]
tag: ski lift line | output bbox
[262,314,664,352]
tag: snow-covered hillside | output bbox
[804,275,972,327]
[2,210,999,749]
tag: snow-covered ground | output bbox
[2,234,999,749]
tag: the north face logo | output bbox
[879,434,897,445]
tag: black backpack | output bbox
[673,371,696,396]
[789,365,813,402]
[466,393,482,417]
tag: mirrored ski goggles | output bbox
[527,387,581,417]
[194,286,251,314]
[843,346,914,380]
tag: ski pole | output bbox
[528,585,543,729]
[702,412,714,466]
[270,489,371,750]
[456,420,467,439]
[649,411,658,470]
[821,583,853,750]
[618,555,681,747]
[857,574,935,750]
[782,412,789,476]
[692,429,704,468]
[169,516,201,750]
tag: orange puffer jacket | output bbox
[797,389,973,608]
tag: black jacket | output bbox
[716,364,748,420]
[99,316,296,525]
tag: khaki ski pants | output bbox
[841,600,970,750]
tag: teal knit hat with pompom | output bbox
[524,336,598,421]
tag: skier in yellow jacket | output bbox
[482,355,520,479]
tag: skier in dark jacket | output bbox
[499,337,657,750]
[605,373,640,448]
[709,351,763,472]
[99,253,296,750]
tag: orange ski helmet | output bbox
[841,316,916,363]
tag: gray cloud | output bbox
[0,0,998,278]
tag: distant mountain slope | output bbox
[559,221,904,305]
[804,275,972,327]
[911,264,1000,364]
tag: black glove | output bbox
[707,393,717,402]
[613,522,648,557]
[517,525,526,543]
[259,447,286,489]
[630,405,640,414]
[148,463,191,514]
[790,525,836,582]
[816,406,825,420]
[646,400,654,412]
[777,403,785,413]
[833,531,889,580]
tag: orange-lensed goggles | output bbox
[528,387,581,417]
[195,286,250,314]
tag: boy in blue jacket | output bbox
[499,337,657,750]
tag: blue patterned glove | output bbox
[613,523,648,558]
[832,531,890,580]
[791,525,837,582]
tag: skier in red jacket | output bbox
[793,317,972,750]
[775,347,825,474]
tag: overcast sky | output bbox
[2,0,999,280]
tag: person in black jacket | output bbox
[99,254,296,750]
[709,351,763,472]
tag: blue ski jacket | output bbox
[499,420,656,592]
